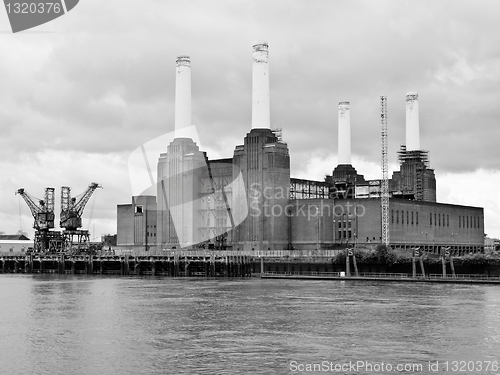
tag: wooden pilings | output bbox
[0,253,253,277]
[345,254,351,277]
[419,257,426,278]
[449,256,456,278]
[345,249,359,277]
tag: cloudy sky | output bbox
[1,0,500,240]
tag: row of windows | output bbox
[429,213,449,227]
[391,210,419,225]
[338,220,352,229]
[338,230,352,239]
[390,209,480,229]
[248,136,275,144]
[459,215,480,229]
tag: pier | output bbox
[2,249,500,284]
[0,252,253,277]
[0,249,341,277]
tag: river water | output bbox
[0,275,499,375]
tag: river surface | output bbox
[0,275,499,375]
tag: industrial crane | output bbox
[15,187,55,230]
[60,182,102,254]
[15,187,62,252]
[380,96,390,246]
[60,182,102,230]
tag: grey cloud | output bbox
[2,0,500,237]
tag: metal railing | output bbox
[427,273,500,280]
[357,272,411,279]
[262,271,412,278]
[123,249,344,258]
[263,271,342,277]
[261,271,500,281]
[254,249,342,258]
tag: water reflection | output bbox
[0,275,499,375]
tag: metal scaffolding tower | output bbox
[397,146,430,201]
[380,96,390,246]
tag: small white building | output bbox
[0,235,34,254]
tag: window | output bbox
[467,216,469,228]
[439,214,441,226]
[416,212,419,225]
[391,210,394,224]
[447,215,449,227]
[459,216,461,228]
[430,213,432,225]
[434,214,437,226]
[135,205,143,214]
[397,211,399,224]
[402,211,404,224]
[407,211,409,225]
[411,211,414,225]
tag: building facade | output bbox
[117,195,157,251]
[116,43,485,254]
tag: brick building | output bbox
[117,42,485,253]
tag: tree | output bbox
[375,244,396,265]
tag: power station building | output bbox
[117,42,484,255]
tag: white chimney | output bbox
[338,101,351,165]
[251,41,271,129]
[405,92,420,151]
[175,56,191,131]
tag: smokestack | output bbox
[251,41,271,129]
[338,101,351,165]
[405,92,420,151]
[175,56,191,131]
